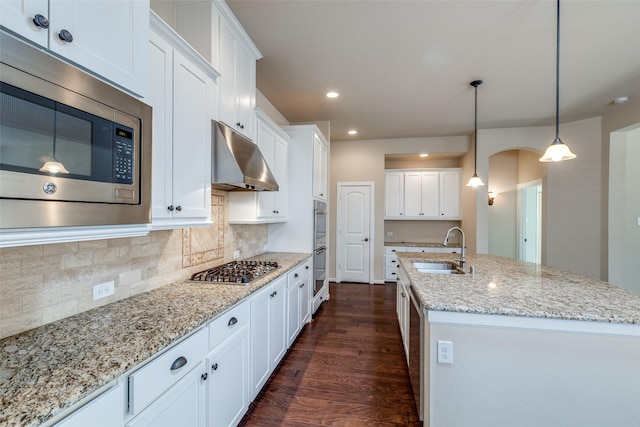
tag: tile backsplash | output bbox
[0,190,267,339]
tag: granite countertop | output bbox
[0,252,311,427]
[398,252,640,324]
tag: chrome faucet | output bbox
[443,226,466,268]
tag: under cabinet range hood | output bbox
[211,121,279,191]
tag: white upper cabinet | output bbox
[175,0,261,141]
[148,13,218,230]
[312,132,329,201]
[1,0,149,96]
[228,110,289,224]
[385,169,461,220]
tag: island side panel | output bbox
[426,320,640,427]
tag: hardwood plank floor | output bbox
[239,282,421,427]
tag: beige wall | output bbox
[488,151,519,258]
[0,191,267,339]
[329,136,468,282]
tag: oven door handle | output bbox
[314,247,326,255]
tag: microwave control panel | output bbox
[113,126,134,184]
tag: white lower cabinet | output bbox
[250,275,287,400]
[126,363,207,427]
[55,382,125,427]
[287,260,312,347]
[397,277,410,362]
[206,301,250,427]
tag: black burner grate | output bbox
[190,260,279,284]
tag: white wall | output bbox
[609,126,640,293]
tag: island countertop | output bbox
[0,252,311,427]
[397,252,640,325]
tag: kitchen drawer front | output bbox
[384,246,405,255]
[442,247,461,254]
[128,327,208,416]
[406,246,442,253]
[287,259,311,282]
[385,255,399,269]
[385,267,399,282]
[208,299,250,350]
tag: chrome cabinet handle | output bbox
[212,363,218,371]
[175,205,182,212]
[201,372,208,381]
[228,317,238,326]
[170,356,187,371]
[33,14,49,28]
[58,29,73,43]
[168,205,174,211]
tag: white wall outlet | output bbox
[93,281,115,301]
[387,231,393,237]
[637,216,640,226]
[437,340,453,364]
[233,250,240,259]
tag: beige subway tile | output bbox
[43,242,79,256]
[22,286,62,312]
[78,240,108,250]
[21,255,61,276]
[0,259,21,281]
[107,237,132,248]
[0,275,44,299]
[76,265,108,284]
[106,260,133,277]
[0,245,43,261]
[118,269,142,287]
[91,247,124,265]
[0,311,43,339]
[0,295,22,319]
[41,300,79,325]
[61,251,93,269]
[140,242,161,257]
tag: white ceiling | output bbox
[226,0,640,142]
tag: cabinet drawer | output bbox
[385,255,399,269]
[128,327,208,416]
[209,299,250,350]
[385,267,399,282]
[442,247,461,254]
[288,260,311,282]
[407,246,442,253]
[385,246,405,255]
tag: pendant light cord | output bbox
[555,0,560,141]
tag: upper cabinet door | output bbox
[439,170,461,219]
[312,133,328,200]
[48,0,149,96]
[385,171,405,218]
[0,0,49,48]
[1,0,149,96]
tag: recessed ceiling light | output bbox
[326,91,339,98]
[348,130,358,135]
[613,96,630,104]
[419,153,429,158]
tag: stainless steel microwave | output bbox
[0,31,152,228]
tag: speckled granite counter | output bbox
[398,252,640,324]
[0,252,311,427]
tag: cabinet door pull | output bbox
[201,372,208,381]
[168,205,174,211]
[294,273,299,278]
[170,356,187,371]
[228,317,238,326]
[175,205,182,212]
[212,363,218,371]
[32,14,49,28]
[58,29,73,43]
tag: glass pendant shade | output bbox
[466,173,485,187]
[539,137,576,162]
[39,159,70,174]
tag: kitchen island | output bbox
[397,252,640,427]
[0,252,311,427]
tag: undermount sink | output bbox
[412,261,463,275]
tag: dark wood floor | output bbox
[239,282,420,427]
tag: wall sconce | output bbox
[488,191,496,206]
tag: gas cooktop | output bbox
[190,260,279,284]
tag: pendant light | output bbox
[539,0,576,162]
[466,79,485,187]
[39,108,70,174]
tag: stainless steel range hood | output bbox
[211,121,279,191]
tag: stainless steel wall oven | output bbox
[313,200,327,296]
[0,31,152,229]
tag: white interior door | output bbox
[519,183,542,264]
[338,183,373,283]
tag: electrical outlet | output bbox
[387,231,393,237]
[437,340,453,364]
[233,250,240,259]
[93,281,115,301]
[637,216,640,226]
